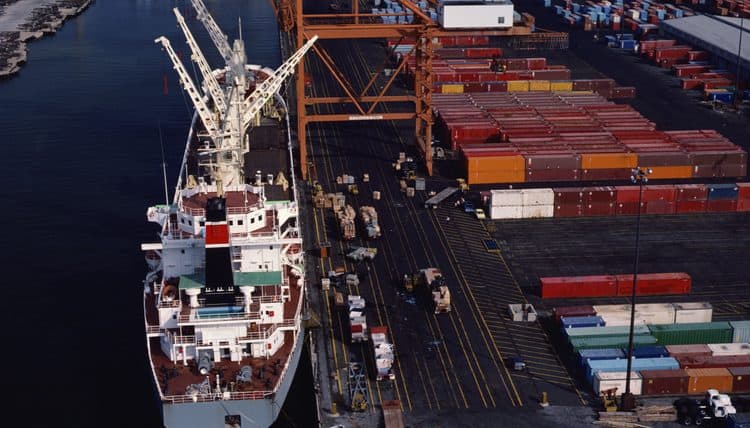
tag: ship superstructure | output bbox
[141,1,316,426]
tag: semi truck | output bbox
[359,206,381,239]
[348,295,368,343]
[419,268,452,314]
[371,326,395,381]
[337,204,356,240]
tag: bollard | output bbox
[540,391,549,407]
[330,402,339,416]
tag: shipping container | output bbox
[567,324,651,339]
[541,275,618,299]
[522,204,554,218]
[554,305,596,323]
[686,368,733,394]
[648,322,733,345]
[562,315,606,329]
[586,357,679,385]
[673,302,713,324]
[708,343,750,357]
[615,273,691,297]
[571,335,658,351]
[579,348,626,367]
[594,371,642,396]
[490,205,523,220]
[490,189,523,206]
[707,183,739,200]
[629,345,669,359]
[729,367,750,393]
[581,152,638,169]
[521,188,555,205]
[731,321,750,343]
[666,344,713,359]
[641,369,689,395]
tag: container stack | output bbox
[348,295,368,343]
[547,0,696,34]
[487,181,749,218]
[488,188,555,219]
[555,303,750,396]
[432,93,745,184]
[540,273,691,299]
[713,0,750,18]
[370,326,396,381]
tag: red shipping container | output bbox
[729,367,750,393]
[676,199,707,213]
[738,183,750,212]
[553,187,584,205]
[581,169,634,181]
[555,203,583,217]
[582,186,617,204]
[525,168,579,182]
[706,199,738,212]
[616,202,641,215]
[682,79,703,90]
[644,200,676,214]
[616,186,641,203]
[583,203,615,217]
[641,369,689,395]
[553,305,596,322]
[675,184,708,201]
[540,275,618,299]
[615,272,691,296]
[641,185,677,202]
[666,344,712,359]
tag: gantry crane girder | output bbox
[270,0,536,179]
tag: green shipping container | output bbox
[571,334,658,351]
[566,324,651,340]
[647,322,732,345]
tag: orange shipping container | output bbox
[581,152,638,169]
[467,155,525,184]
[647,166,693,179]
[686,368,733,394]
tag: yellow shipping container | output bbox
[507,80,530,92]
[467,155,526,184]
[581,152,638,169]
[550,81,574,91]
[529,80,551,91]
[646,166,693,179]
[442,84,464,94]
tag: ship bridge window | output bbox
[199,220,205,227]
[238,219,243,226]
[229,220,234,226]
[250,217,255,224]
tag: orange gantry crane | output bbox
[268,0,537,179]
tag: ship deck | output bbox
[293,3,750,427]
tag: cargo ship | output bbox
[140,1,316,426]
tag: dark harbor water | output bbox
[0,1,315,427]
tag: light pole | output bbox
[734,16,744,109]
[621,166,651,411]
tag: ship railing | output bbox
[164,390,271,404]
[181,206,206,217]
[178,311,261,323]
[146,325,162,335]
[158,300,180,309]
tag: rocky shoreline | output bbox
[0,0,92,78]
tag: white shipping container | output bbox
[594,371,642,396]
[673,302,712,324]
[708,343,750,356]
[491,189,523,207]
[599,313,646,327]
[593,304,632,317]
[633,303,676,325]
[490,205,523,219]
[521,204,554,218]
[521,188,555,206]
[438,2,514,29]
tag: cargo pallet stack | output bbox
[551,303,750,397]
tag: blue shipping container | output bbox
[579,348,625,367]
[707,183,739,200]
[710,92,735,104]
[586,357,679,384]
[562,316,606,329]
[628,345,669,359]
[620,40,636,50]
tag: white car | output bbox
[475,208,486,220]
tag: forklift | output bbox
[601,387,619,412]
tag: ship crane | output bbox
[173,8,227,114]
[190,0,232,64]
[154,36,220,136]
[240,35,318,134]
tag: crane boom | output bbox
[240,35,318,132]
[173,8,227,114]
[154,36,221,136]
[190,0,232,64]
